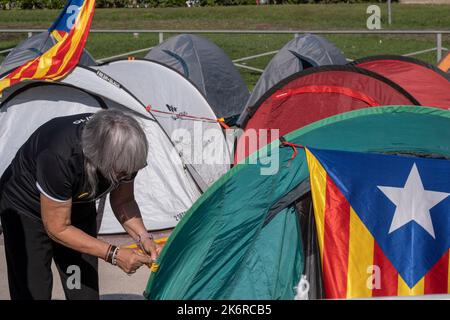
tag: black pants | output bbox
[0,203,99,300]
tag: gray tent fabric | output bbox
[0,31,96,78]
[238,34,347,126]
[145,34,249,122]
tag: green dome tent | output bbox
[144,106,450,300]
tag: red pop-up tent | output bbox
[235,65,419,163]
[352,55,450,110]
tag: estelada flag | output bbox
[0,0,95,96]
[305,147,450,298]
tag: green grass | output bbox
[1,4,449,88]
[1,4,450,29]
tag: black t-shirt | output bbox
[0,113,115,220]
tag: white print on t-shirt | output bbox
[73,115,93,125]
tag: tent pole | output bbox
[436,33,442,63]
[388,0,392,25]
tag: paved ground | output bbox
[2,230,449,300]
[0,230,171,300]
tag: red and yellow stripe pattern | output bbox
[0,0,95,96]
[305,148,450,299]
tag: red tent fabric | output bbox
[235,66,419,163]
[353,55,450,110]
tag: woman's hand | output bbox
[115,247,152,275]
[140,237,163,261]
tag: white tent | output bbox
[95,59,231,189]
[0,65,231,234]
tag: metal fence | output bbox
[1,29,449,72]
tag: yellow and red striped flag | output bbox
[306,147,450,299]
[0,0,95,96]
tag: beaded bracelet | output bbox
[106,245,118,264]
[111,247,120,266]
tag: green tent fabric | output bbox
[145,106,450,300]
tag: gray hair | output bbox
[81,109,148,196]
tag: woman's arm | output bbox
[110,181,159,260]
[41,194,109,258]
[109,181,146,239]
[41,194,151,273]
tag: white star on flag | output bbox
[377,163,450,239]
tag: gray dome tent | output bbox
[238,34,347,126]
[0,31,97,79]
[145,34,249,123]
